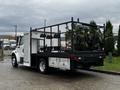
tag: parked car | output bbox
[3,42,10,50]
[10,40,16,50]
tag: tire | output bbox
[39,58,48,74]
[11,55,18,68]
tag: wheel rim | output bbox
[12,57,16,65]
[39,61,46,72]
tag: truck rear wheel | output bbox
[39,58,48,73]
[11,55,18,68]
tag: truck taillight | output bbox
[69,54,79,62]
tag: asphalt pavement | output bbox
[0,56,120,90]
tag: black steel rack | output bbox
[30,17,105,53]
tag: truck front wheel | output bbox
[39,58,48,73]
[11,55,18,68]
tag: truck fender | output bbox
[11,50,20,63]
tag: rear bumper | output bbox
[71,57,104,69]
[80,57,104,66]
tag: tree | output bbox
[104,20,114,54]
[65,23,88,51]
[89,21,103,50]
[73,24,89,50]
[65,21,104,51]
[117,25,120,55]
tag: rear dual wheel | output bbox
[39,58,48,74]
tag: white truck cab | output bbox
[11,34,30,67]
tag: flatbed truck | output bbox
[11,17,105,73]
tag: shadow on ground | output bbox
[16,66,98,81]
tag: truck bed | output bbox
[31,51,105,69]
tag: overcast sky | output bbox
[0,0,120,34]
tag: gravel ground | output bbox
[0,56,120,90]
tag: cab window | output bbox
[19,36,24,45]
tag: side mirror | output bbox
[16,36,19,46]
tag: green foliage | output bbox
[117,25,120,55]
[104,21,114,53]
[65,21,104,51]
[73,24,89,50]
[94,56,120,72]
[89,21,104,50]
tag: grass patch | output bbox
[94,56,120,72]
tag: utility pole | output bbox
[14,25,17,41]
[44,19,46,27]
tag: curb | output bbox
[86,69,120,75]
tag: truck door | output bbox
[16,36,24,63]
